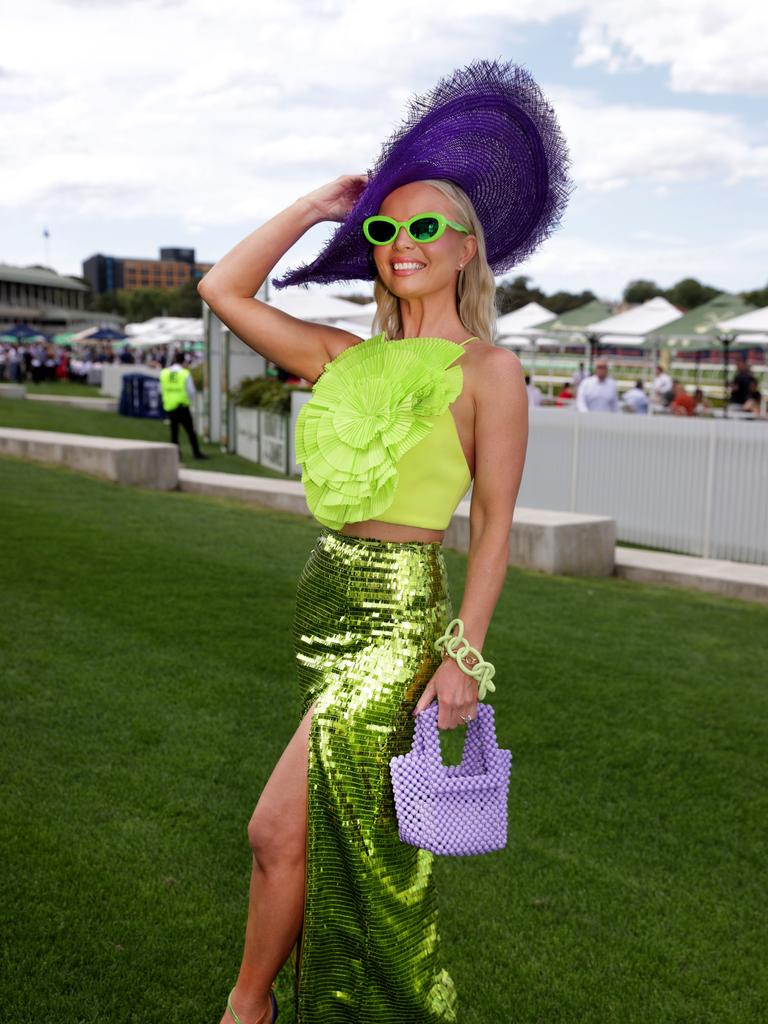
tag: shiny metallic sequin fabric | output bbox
[291,526,459,1023]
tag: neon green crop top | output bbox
[294,332,475,531]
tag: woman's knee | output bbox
[245,701,317,868]
[247,804,303,869]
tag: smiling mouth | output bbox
[391,261,426,275]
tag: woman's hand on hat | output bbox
[302,173,369,223]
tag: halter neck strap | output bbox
[461,336,478,345]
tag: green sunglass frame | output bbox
[362,211,470,246]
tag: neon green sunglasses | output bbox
[362,211,470,246]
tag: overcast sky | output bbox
[2,0,767,301]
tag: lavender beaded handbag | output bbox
[389,700,512,856]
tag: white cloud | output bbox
[519,228,768,297]
[548,85,768,191]
[574,0,768,95]
[3,1,766,227]
[2,0,767,293]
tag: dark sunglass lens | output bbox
[367,219,396,243]
[410,217,440,241]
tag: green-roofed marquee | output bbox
[537,299,613,331]
[648,293,756,351]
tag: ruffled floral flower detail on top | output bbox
[295,332,466,529]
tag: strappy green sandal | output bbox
[226,987,279,1024]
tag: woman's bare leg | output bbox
[218,700,318,1024]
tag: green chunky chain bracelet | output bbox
[434,617,496,701]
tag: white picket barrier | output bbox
[519,408,768,564]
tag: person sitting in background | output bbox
[653,363,674,407]
[729,355,757,406]
[576,359,619,412]
[621,379,649,414]
[524,374,543,406]
[670,380,695,416]
[555,381,574,407]
[742,379,763,416]
[693,387,709,415]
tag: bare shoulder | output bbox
[464,339,524,391]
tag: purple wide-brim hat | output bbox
[272,57,575,290]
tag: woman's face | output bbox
[372,182,476,298]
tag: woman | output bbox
[199,60,571,1024]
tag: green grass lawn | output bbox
[1,455,766,1023]
[0,398,293,478]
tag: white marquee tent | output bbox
[495,302,555,347]
[717,305,768,346]
[585,296,683,347]
[264,288,374,324]
[121,316,204,348]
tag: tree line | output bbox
[77,273,768,322]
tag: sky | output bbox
[2,0,767,303]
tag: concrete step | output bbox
[615,545,768,605]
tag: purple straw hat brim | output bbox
[272,57,575,290]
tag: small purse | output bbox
[389,700,512,856]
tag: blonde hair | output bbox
[370,179,498,345]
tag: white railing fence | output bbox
[519,409,768,564]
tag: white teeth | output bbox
[393,262,425,270]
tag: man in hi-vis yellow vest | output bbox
[159,353,207,459]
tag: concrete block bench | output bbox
[179,469,616,576]
[179,468,310,516]
[26,393,118,411]
[0,428,178,489]
[445,502,616,576]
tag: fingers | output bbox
[412,678,436,717]
[437,701,478,731]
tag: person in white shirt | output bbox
[576,359,619,412]
[621,379,650,414]
[524,374,543,407]
[653,363,673,406]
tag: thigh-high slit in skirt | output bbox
[290,526,459,1024]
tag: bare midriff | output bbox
[339,520,445,544]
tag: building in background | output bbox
[83,247,214,295]
[0,263,100,335]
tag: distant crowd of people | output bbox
[524,353,764,417]
[0,341,198,385]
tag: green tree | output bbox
[742,281,768,307]
[495,275,548,314]
[87,281,203,320]
[665,277,719,310]
[545,289,597,315]
[623,279,663,303]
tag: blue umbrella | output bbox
[80,326,128,341]
[1,323,45,340]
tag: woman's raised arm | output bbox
[198,174,368,383]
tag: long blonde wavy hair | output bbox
[370,179,498,345]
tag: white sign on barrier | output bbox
[259,410,288,473]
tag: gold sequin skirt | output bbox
[291,526,459,1023]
